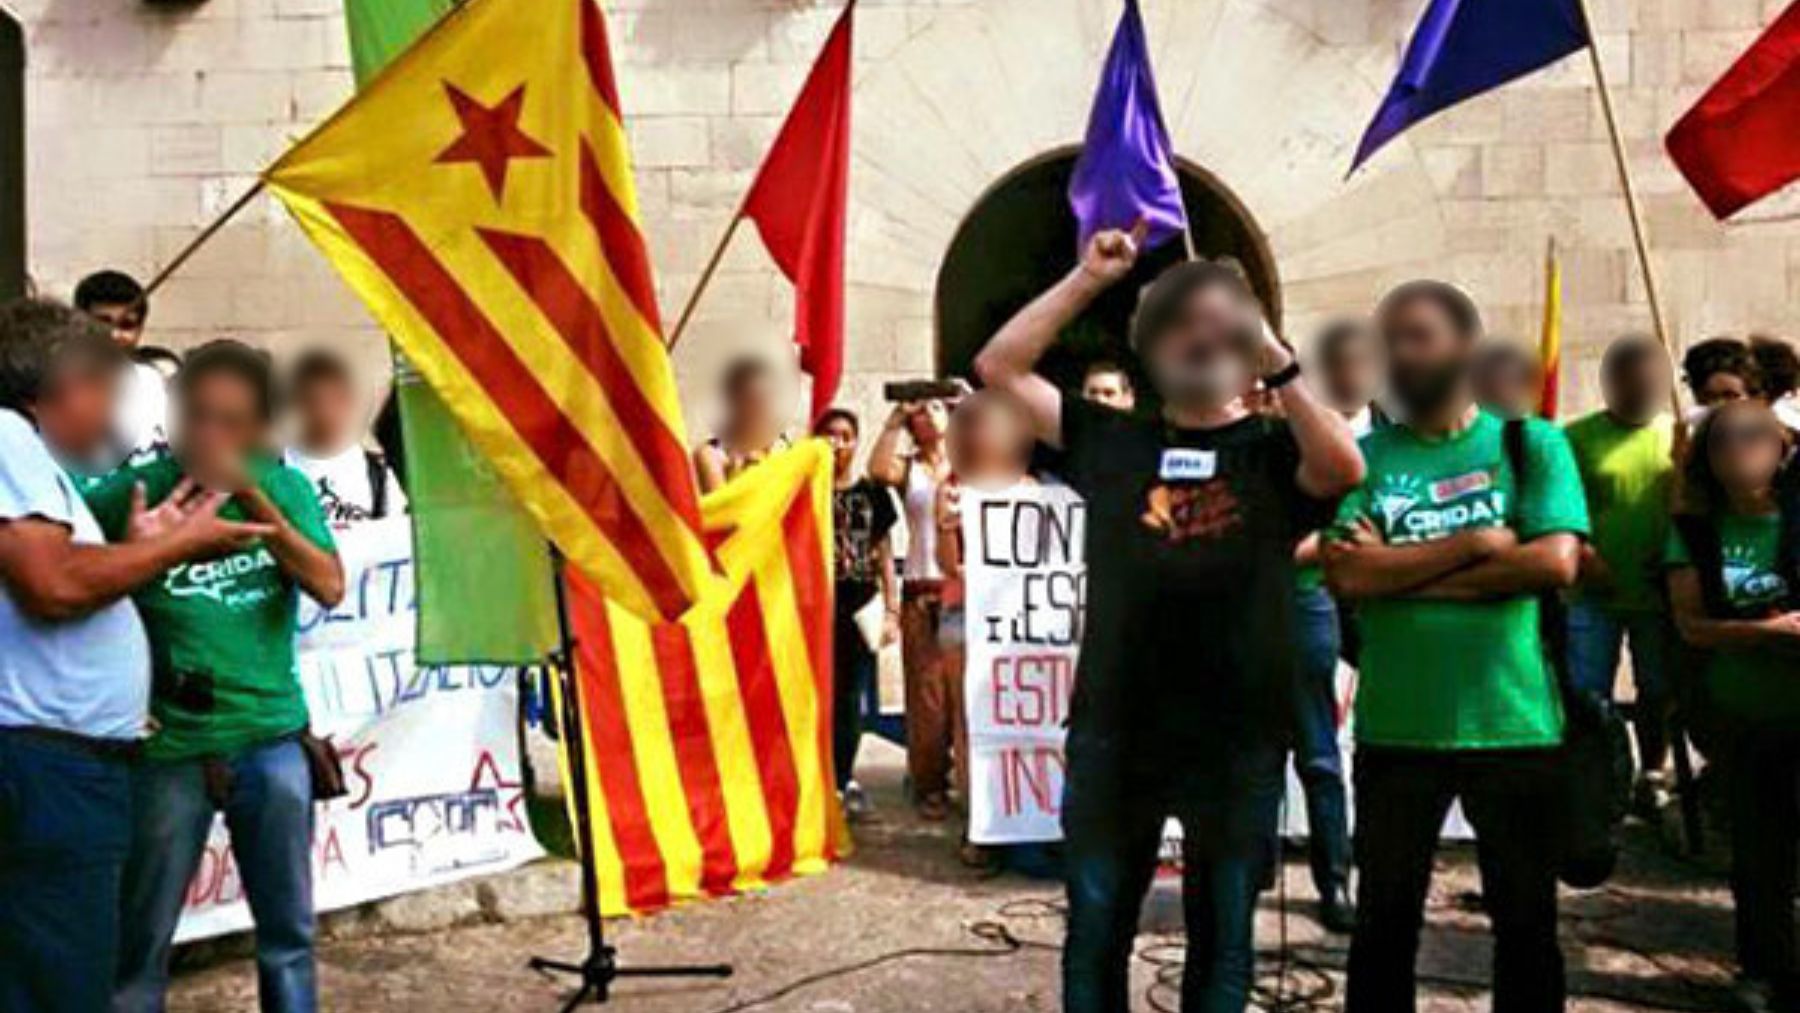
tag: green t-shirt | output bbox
[1334,411,1590,749]
[1664,514,1800,727]
[86,453,336,761]
[1562,411,1674,613]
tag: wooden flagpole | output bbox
[1573,0,1681,416]
[142,180,267,299]
[665,206,746,353]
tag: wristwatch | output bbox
[1263,360,1302,390]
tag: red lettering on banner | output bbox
[346,741,380,809]
[996,746,1067,818]
[318,826,348,880]
[989,655,1074,728]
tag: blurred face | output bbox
[818,415,858,476]
[1383,298,1472,418]
[905,399,951,446]
[1144,286,1256,410]
[177,371,267,485]
[88,301,144,351]
[1471,350,1541,418]
[1601,350,1669,423]
[1320,331,1379,411]
[1082,369,1134,411]
[293,375,357,451]
[727,372,782,436]
[1707,404,1786,496]
[1696,371,1752,409]
[33,362,121,460]
[949,399,1031,483]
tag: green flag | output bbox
[344,0,558,664]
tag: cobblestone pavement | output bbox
[169,739,1743,1012]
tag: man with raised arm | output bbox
[976,226,1363,1013]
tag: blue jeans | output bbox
[832,605,877,791]
[114,737,316,1013]
[1291,588,1351,895]
[1062,737,1281,1013]
[1564,600,1671,771]
[0,730,134,1013]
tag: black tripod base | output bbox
[529,947,734,1011]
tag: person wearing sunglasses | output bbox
[1666,400,1800,1013]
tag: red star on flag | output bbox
[434,82,552,201]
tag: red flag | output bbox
[1667,4,1800,219]
[742,3,853,420]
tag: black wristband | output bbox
[1263,360,1302,390]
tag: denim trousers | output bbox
[832,605,877,791]
[114,736,316,1013]
[1290,587,1352,895]
[0,730,135,1013]
[1061,736,1282,1013]
[1346,747,1565,1013]
[1563,600,1671,771]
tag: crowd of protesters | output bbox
[788,227,1795,1012]
[0,271,401,1013]
[4,239,1800,1013]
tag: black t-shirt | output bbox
[832,478,899,614]
[1060,398,1333,774]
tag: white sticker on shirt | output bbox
[1159,448,1218,482]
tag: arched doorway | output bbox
[0,10,20,301]
[935,149,1278,392]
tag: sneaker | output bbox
[1631,775,1666,820]
[1318,883,1357,935]
[844,780,873,820]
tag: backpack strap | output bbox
[1503,417,1575,694]
[365,450,390,520]
[1502,417,1528,525]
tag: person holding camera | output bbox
[976,224,1362,1013]
[84,340,344,1013]
[868,385,960,821]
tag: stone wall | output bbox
[7,0,1799,430]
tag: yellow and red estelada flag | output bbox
[1538,236,1563,420]
[557,442,844,915]
[270,0,843,913]
[264,0,711,623]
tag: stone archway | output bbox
[933,146,1280,386]
[0,8,19,300]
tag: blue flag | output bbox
[1069,0,1188,253]
[1352,0,1590,172]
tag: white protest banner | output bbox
[175,516,543,942]
[961,482,1086,845]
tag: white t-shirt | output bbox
[0,410,151,740]
[283,444,407,526]
[902,457,943,581]
[114,360,169,462]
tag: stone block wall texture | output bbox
[6,0,1799,431]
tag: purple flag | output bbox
[1069,0,1188,253]
[1352,0,1589,172]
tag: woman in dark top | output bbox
[1665,400,1800,1012]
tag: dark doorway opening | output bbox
[0,11,20,302]
[934,149,1278,394]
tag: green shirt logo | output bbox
[165,547,281,608]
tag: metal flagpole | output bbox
[527,552,733,1009]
